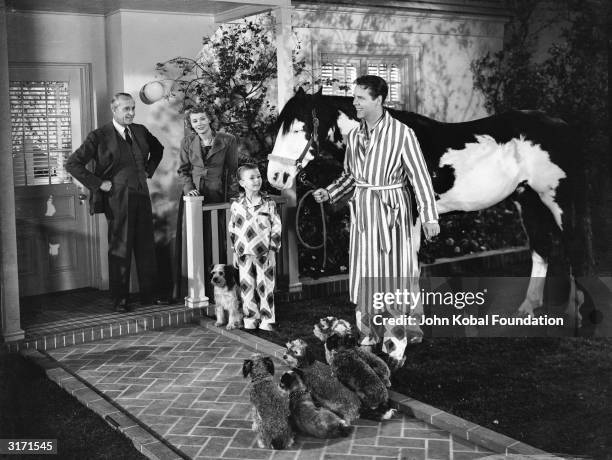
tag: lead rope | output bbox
[295,110,327,271]
[296,187,327,271]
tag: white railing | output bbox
[182,195,290,308]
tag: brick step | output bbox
[4,306,205,353]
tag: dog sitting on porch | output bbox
[314,316,392,388]
[210,264,242,330]
[243,354,294,450]
[325,334,395,420]
[280,370,353,439]
[283,338,360,423]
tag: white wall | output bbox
[7,11,108,126]
[293,5,507,122]
[105,10,216,248]
[7,9,217,294]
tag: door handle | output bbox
[78,189,88,204]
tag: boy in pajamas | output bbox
[229,163,282,331]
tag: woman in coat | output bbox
[174,107,239,300]
[178,107,238,201]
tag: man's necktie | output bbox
[124,128,132,145]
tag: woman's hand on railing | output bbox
[186,189,200,197]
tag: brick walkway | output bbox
[44,324,496,460]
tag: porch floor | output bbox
[14,289,552,459]
[20,289,183,337]
[26,322,501,460]
[8,289,203,353]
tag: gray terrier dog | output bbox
[280,370,353,439]
[315,316,392,387]
[325,334,395,420]
[242,354,294,449]
[283,338,360,423]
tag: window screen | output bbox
[10,81,73,186]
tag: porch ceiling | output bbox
[6,0,289,18]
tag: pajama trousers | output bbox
[237,252,276,328]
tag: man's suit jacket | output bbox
[177,131,238,203]
[66,122,164,214]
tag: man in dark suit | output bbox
[66,92,164,311]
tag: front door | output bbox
[10,63,93,296]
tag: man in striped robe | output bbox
[313,75,439,369]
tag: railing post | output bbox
[183,196,208,308]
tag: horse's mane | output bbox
[277,92,357,134]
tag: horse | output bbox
[267,88,585,325]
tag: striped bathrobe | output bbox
[326,110,438,349]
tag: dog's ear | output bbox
[242,359,253,378]
[262,356,275,375]
[279,371,292,388]
[304,344,315,365]
[325,334,340,351]
[225,265,236,289]
[209,263,216,274]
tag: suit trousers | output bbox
[107,187,157,302]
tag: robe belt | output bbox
[354,181,403,253]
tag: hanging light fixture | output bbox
[139,80,167,104]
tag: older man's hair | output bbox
[111,92,134,108]
[354,75,388,103]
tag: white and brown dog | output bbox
[210,264,242,330]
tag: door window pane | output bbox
[10,81,73,186]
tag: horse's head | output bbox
[267,89,358,190]
[267,88,319,190]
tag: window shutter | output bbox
[320,54,408,110]
[321,58,357,97]
[367,60,403,109]
[10,80,73,186]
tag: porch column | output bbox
[274,5,301,292]
[183,196,208,308]
[0,0,25,342]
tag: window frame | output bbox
[320,52,415,111]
